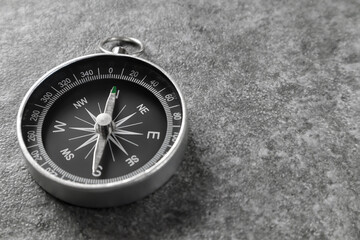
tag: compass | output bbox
[17,37,187,207]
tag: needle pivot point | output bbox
[95,113,114,136]
[96,113,112,126]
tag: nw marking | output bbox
[73,97,88,109]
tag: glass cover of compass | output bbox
[17,54,187,207]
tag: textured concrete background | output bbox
[1,0,360,239]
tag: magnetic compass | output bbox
[17,37,188,207]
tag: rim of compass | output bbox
[17,53,187,189]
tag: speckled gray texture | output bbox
[1,0,360,239]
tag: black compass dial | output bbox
[42,79,167,179]
[19,54,184,184]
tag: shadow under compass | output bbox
[53,132,214,239]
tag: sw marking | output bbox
[60,148,75,161]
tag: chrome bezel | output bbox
[17,53,187,207]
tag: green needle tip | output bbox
[112,86,117,93]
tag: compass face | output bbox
[18,54,186,188]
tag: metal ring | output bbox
[99,36,144,56]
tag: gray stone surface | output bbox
[1,0,360,239]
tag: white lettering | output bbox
[53,120,67,132]
[73,97,88,109]
[125,155,139,166]
[60,148,75,161]
[147,131,160,140]
[92,165,103,177]
[136,104,149,115]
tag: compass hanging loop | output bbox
[99,36,144,56]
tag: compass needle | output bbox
[92,135,107,173]
[104,86,117,116]
[92,86,117,173]
[18,37,187,207]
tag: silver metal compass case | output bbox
[16,37,188,207]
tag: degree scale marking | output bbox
[25,65,181,184]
